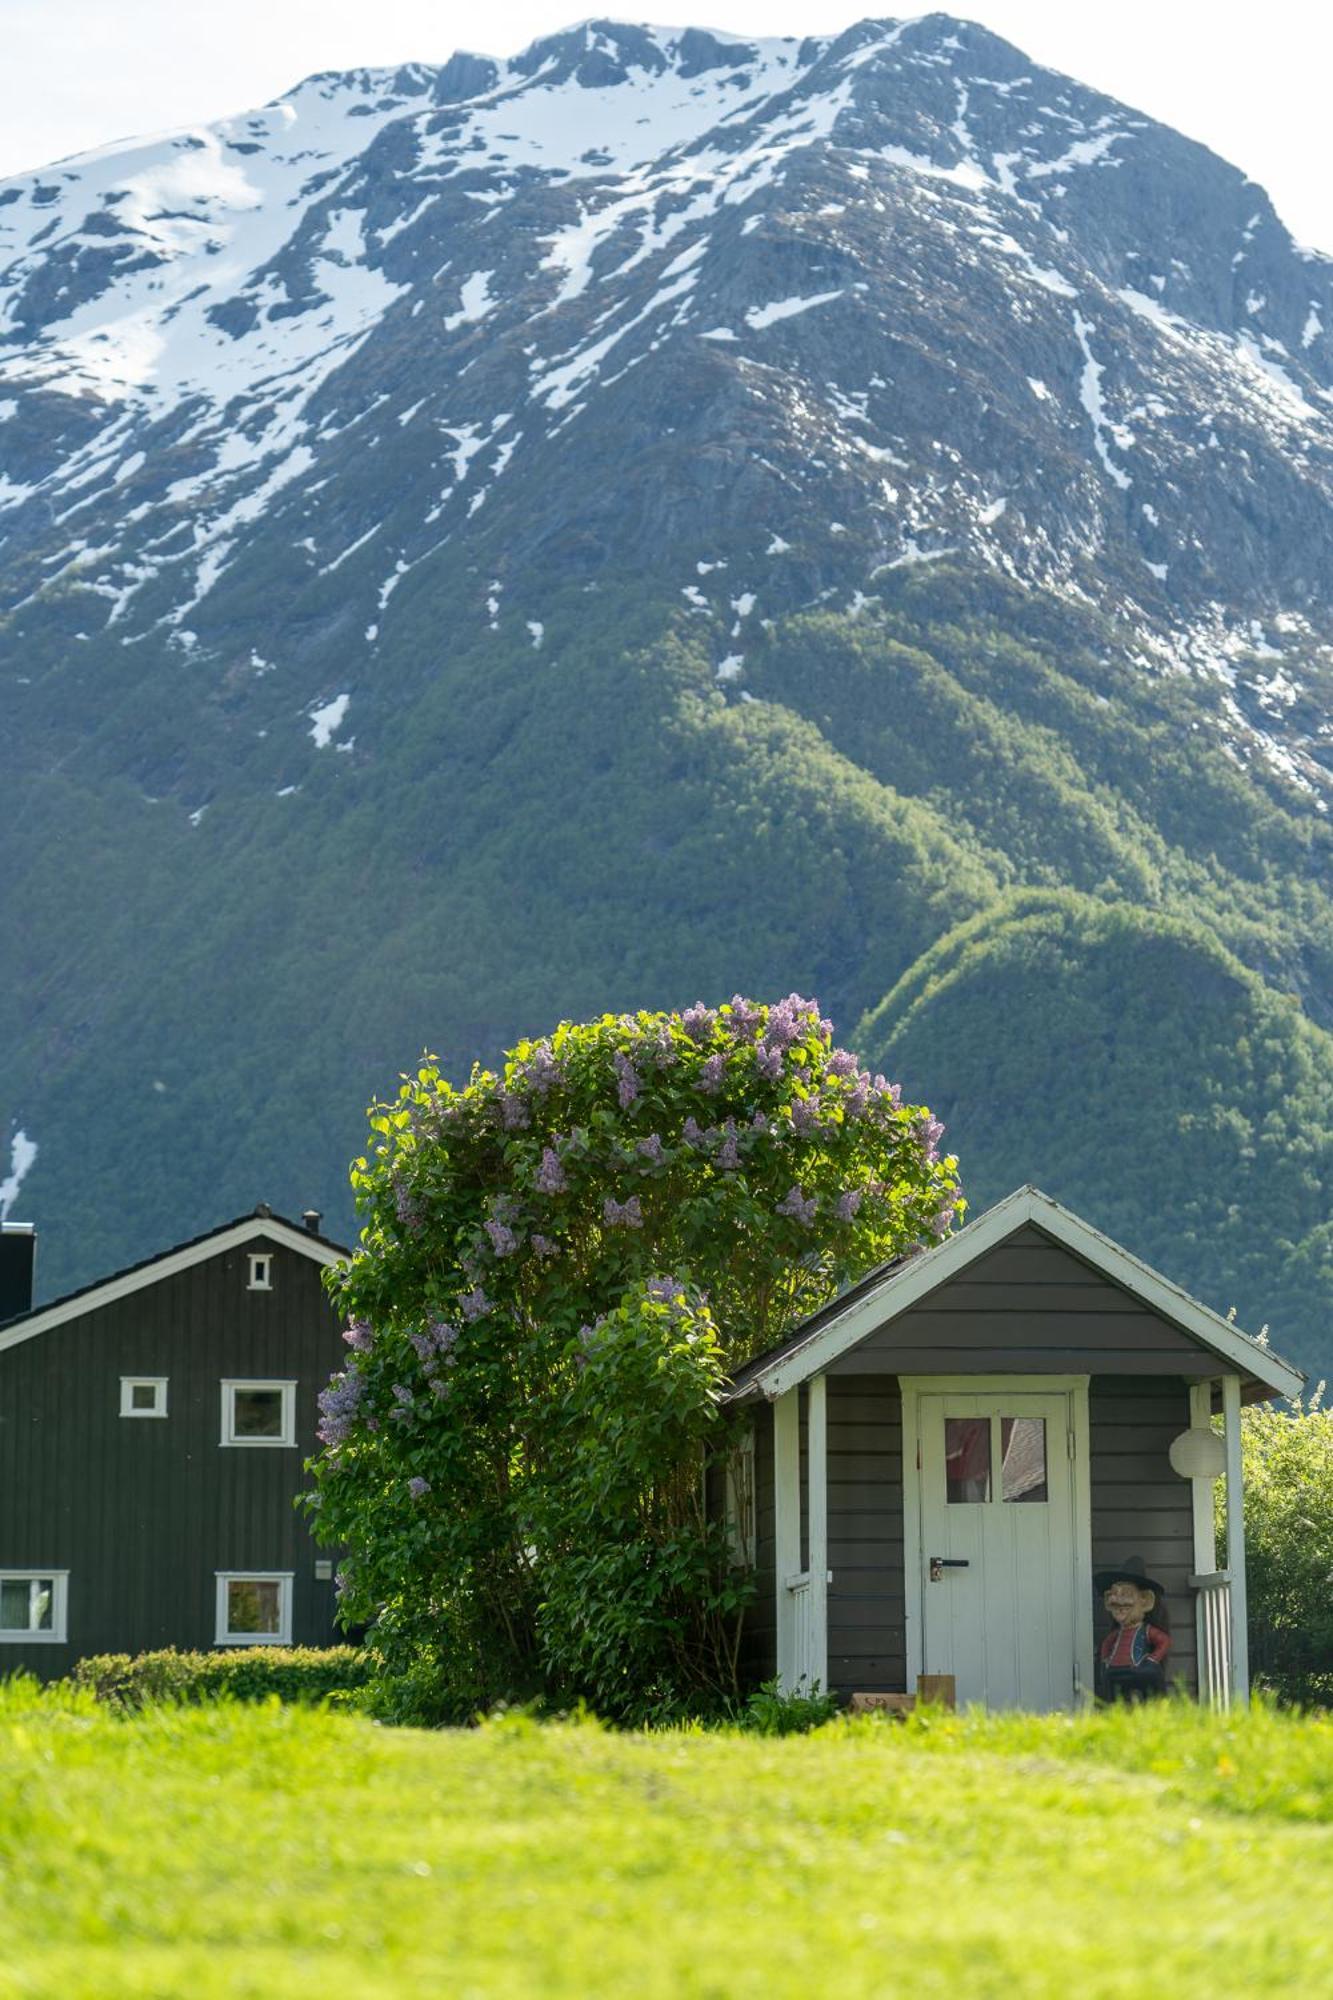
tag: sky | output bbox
[3,0,1331,252]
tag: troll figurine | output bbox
[1095,1557,1171,1701]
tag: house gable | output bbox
[726,1187,1302,1403]
[830,1222,1220,1378]
[0,1211,347,1353]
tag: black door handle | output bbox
[929,1557,970,1582]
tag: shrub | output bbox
[68,1646,372,1710]
[307,996,959,1722]
[1238,1398,1333,1708]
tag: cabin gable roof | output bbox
[0,1209,349,1354]
[725,1186,1303,1403]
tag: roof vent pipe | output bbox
[0,1222,36,1324]
[302,1209,322,1235]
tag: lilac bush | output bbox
[307,996,960,1720]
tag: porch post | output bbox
[1221,1373,1250,1703]
[808,1374,829,1693]
[773,1386,801,1691]
[1188,1380,1219,1574]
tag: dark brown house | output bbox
[0,1206,349,1676]
[721,1187,1302,1711]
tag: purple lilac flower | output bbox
[835,1189,864,1223]
[930,1203,956,1239]
[640,1021,678,1069]
[393,1175,425,1233]
[408,1476,431,1500]
[535,1146,567,1194]
[530,1234,561,1259]
[603,1195,643,1229]
[500,1091,531,1131]
[636,1132,666,1165]
[755,1043,784,1082]
[343,1318,373,1352]
[680,1003,716,1044]
[846,1074,871,1118]
[428,1375,452,1400]
[428,1320,460,1358]
[776,1185,818,1227]
[683,1116,706,1147]
[460,1286,494,1322]
[646,1276,680,1305]
[485,1217,519,1258]
[716,1120,741,1171]
[790,1095,822,1137]
[317,1365,364,1446]
[409,1327,436,1364]
[825,1048,858,1079]
[525,1043,561,1095]
[614,1051,640,1108]
[750,1110,770,1134]
[725,996,764,1038]
[917,1114,945,1162]
[698,1052,726,1095]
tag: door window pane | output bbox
[1001,1417,1048,1503]
[945,1416,991,1503]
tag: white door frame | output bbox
[901,1375,1095,1707]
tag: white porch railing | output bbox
[1191,1571,1233,1709]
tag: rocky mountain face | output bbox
[4,17,1333,1373]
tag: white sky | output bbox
[3,1,1330,252]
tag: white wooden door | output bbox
[917,1390,1078,1711]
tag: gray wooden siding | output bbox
[831,1224,1220,1378]
[1089,1375,1198,1697]
[0,1236,345,1676]
[826,1374,905,1698]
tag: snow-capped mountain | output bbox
[4,16,1333,790]
[5,17,1333,1370]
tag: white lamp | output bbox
[1168,1425,1227,1480]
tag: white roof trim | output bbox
[0,1217,347,1355]
[735,1186,1303,1403]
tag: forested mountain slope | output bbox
[2,17,1331,1373]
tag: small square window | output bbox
[247,1253,273,1291]
[0,1571,68,1643]
[220,1380,296,1448]
[120,1377,168,1418]
[215,1572,292,1645]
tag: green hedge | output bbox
[67,1646,372,1710]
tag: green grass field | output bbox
[2,1683,1330,1999]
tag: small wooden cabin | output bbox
[0,1206,349,1676]
[722,1187,1302,1710]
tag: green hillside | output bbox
[6,569,1333,1386]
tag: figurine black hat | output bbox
[1094,1555,1165,1597]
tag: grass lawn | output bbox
[1,1684,1331,1998]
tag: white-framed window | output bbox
[220,1380,296,1448]
[247,1252,273,1291]
[215,1572,293,1646]
[0,1570,69,1644]
[120,1376,168,1418]
[725,1425,757,1569]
